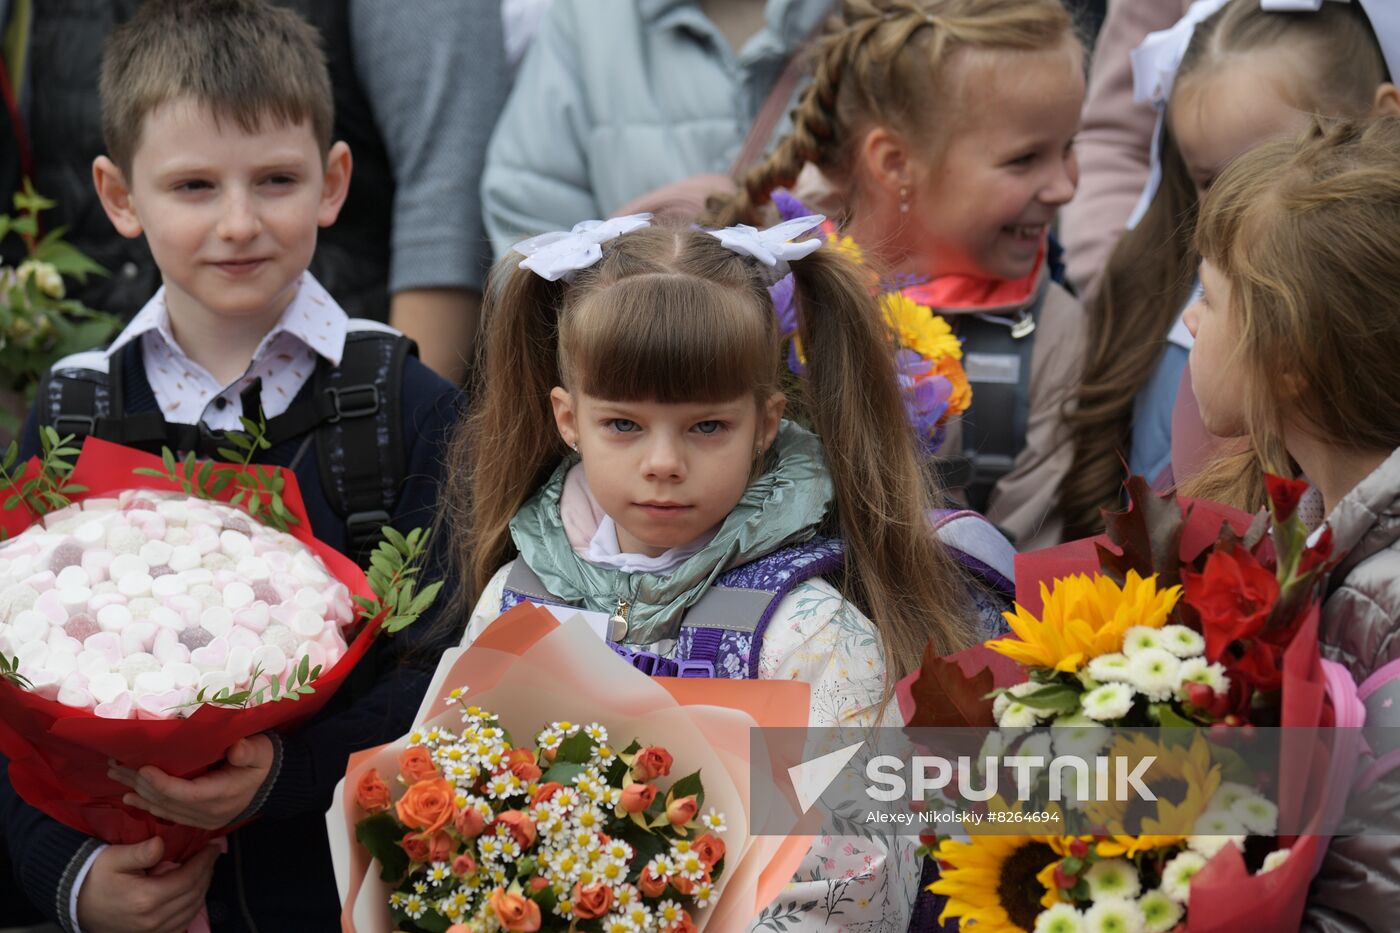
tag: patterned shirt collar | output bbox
[105,273,349,428]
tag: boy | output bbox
[1,1,462,929]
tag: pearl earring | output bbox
[899,185,910,214]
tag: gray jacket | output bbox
[481,0,833,256]
[1304,446,1400,932]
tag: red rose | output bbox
[620,782,657,814]
[1264,474,1310,522]
[1184,547,1280,661]
[571,882,614,919]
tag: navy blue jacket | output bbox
[1,342,464,931]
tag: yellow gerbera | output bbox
[988,571,1182,674]
[931,833,1070,932]
[826,231,865,265]
[881,292,964,362]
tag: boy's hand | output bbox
[108,735,275,830]
[76,837,220,933]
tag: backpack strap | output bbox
[953,276,1050,524]
[41,326,414,566]
[313,325,413,562]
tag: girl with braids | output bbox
[1186,117,1400,930]
[443,214,1004,928]
[709,0,1087,551]
[1062,0,1400,537]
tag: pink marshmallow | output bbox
[93,692,134,719]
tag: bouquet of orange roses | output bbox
[351,695,729,932]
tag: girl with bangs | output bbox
[1184,116,1400,928]
[443,215,1006,928]
[1063,0,1400,532]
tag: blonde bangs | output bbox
[561,273,779,404]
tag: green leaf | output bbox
[382,525,410,556]
[215,448,244,463]
[541,761,587,788]
[355,811,410,883]
[557,731,595,764]
[1011,684,1082,715]
[162,447,177,475]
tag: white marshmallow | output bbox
[116,572,153,598]
[108,554,150,581]
[290,609,325,639]
[96,604,132,634]
[223,581,254,611]
[89,671,128,704]
[151,574,188,598]
[200,606,234,638]
[235,557,271,581]
[55,565,90,589]
[134,670,175,697]
[73,521,106,545]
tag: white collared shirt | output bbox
[105,273,348,430]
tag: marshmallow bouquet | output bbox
[0,437,380,859]
[0,489,354,720]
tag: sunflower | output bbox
[931,833,1072,932]
[1081,732,1221,847]
[988,571,1182,674]
[881,292,964,362]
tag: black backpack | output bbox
[34,326,414,565]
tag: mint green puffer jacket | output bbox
[481,0,832,257]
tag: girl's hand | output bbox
[76,837,221,933]
[108,735,275,830]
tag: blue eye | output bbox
[693,421,725,435]
[607,419,640,433]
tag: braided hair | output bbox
[708,0,1076,227]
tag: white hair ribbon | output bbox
[706,215,826,282]
[512,213,653,282]
[1125,0,1400,230]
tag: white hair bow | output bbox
[1125,0,1400,230]
[706,215,826,281]
[512,213,653,282]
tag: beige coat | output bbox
[1061,0,1195,302]
[935,276,1087,552]
[1302,446,1400,931]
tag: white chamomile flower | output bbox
[1259,847,1292,874]
[601,918,636,933]
[605,839,634,862]
[1175,657,1230,696]
[573,805,605,832]
[656,900,685,925]
[1034,903,1088,933]
[693,879,716,908]
[424,726,447,746]
[1126,648,1180,702]
[599,858,628,884]
[1156,625,1205,659]
[408,729,426,745]
[426,862,451,884]
[1161,851,1208,903]
[1084,859,1141,901]
[1087,653,1134,684]
[647,854,676,878]
[624,903,653,928]
[592,744,617,766]
[412,880,428,895]
[388,891,406,908]
[584,723,608,743]
[1122,626,1165,656]
[552,720,580,736]
[403,893,427,919]
[1230,793,1278,835]
[998,700,1043,728]
[701,808,727,833]
[1082,682,1135,721]
[553,787,581,810]
[536,728,563,751]
[446,686,467,704]
[674,848,708,881]
[1137,889,1182,933]
[1083,897,1145,933]
[614,883,641,908]
[485,772,523,800]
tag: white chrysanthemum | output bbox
[1082,682,1135,721]
[1138,889,1182,933]
[998,700,1043,728]
[674,848,708,881]
[993,690,1012,720]
[484,772,523,800]
[1034,903,1088,933]
[1175,657,1230,696]
[1083,897,1146,933]
[1086,652,1135,684]
[1259,847,1292,874]
[647,854,676,879]
[425,862,451,884]
[1161,851,1208,903]
[536,728,563,750]
[701,807,727,832]
[613,883,641,909]
[1050,713,1110,760]
[1189,810,1246,858]
[552,788,581,811]
[693,879,716,908]
[403,893,427,919]
[1156,624,1205,658]
[1085,858,1142,901]
[1206,782,1253,813]
[1125,648,1180,701]
[584,722,607,742]
[1230,793,1278,835]
[1122,626,1165,656]
[592,743,617,766]
[656,899,685,925]
[600,918,636,933]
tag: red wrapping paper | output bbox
[0,438,379,861]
